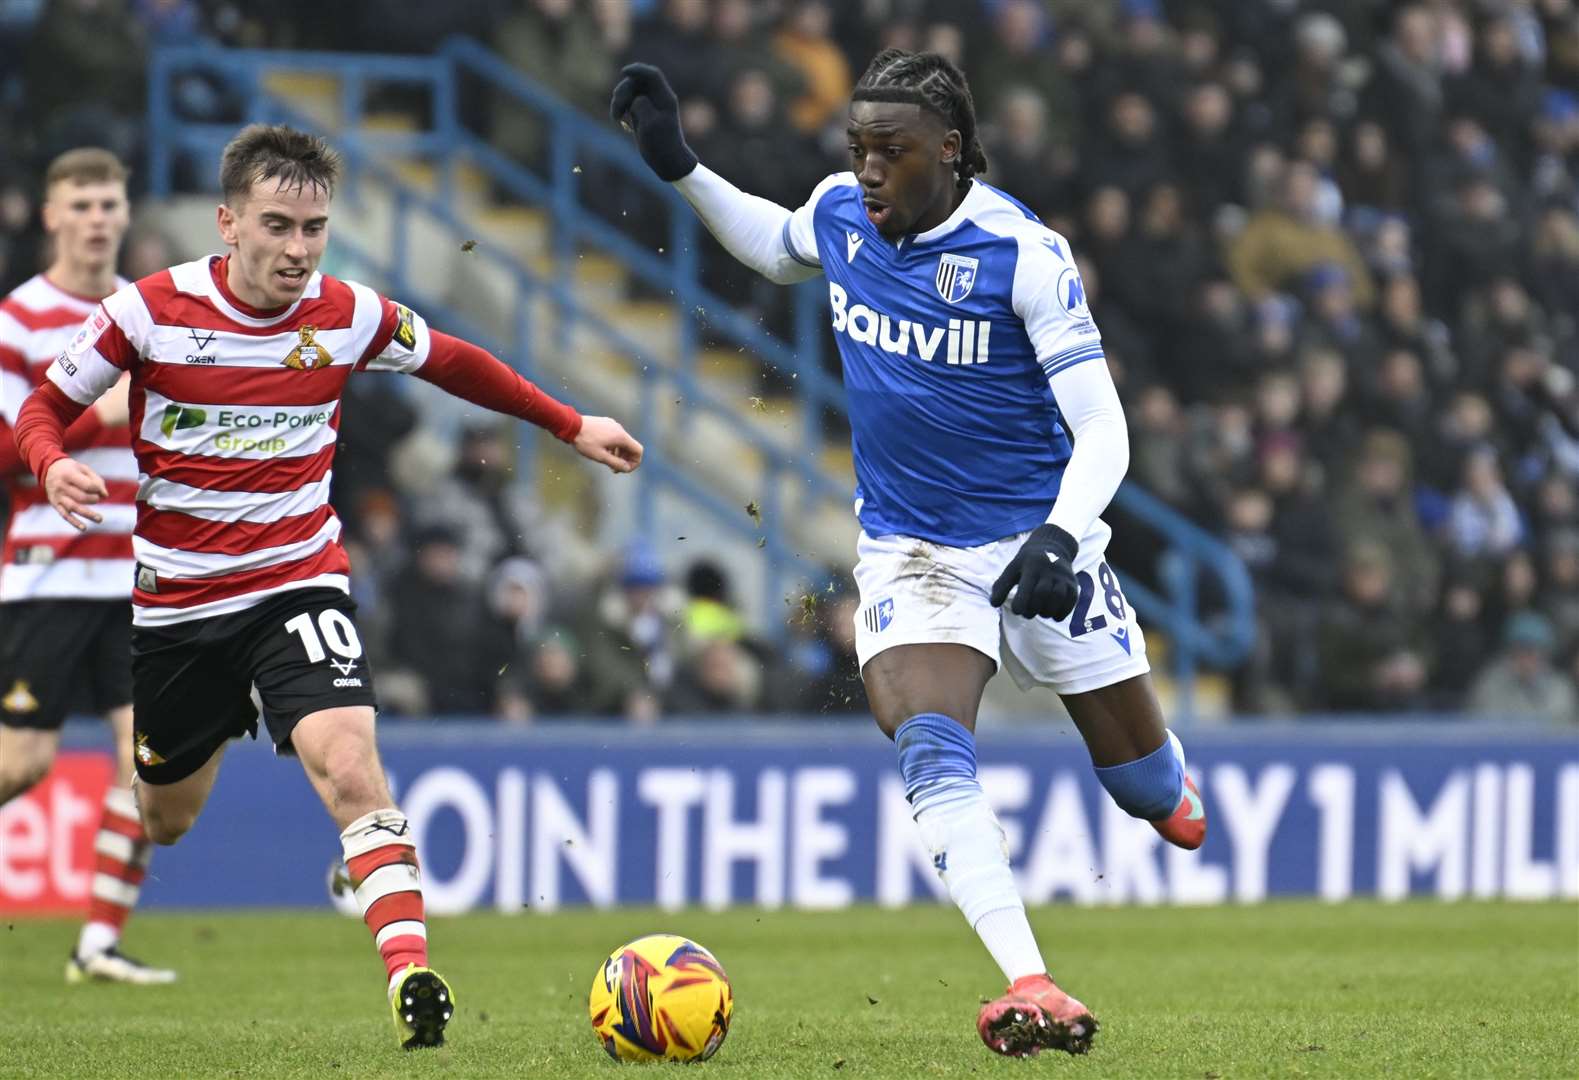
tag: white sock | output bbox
[975,907,1046,982]
[77,921,118,957]
[914,787,1047,984]
[1168,729,1188,771]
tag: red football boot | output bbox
[1150,773,1207,850]
[976,974,1097,1057]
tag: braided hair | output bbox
[852,48,988,190]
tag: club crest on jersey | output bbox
[135,732,166,767]
[2,679,38,714]
[935,253,979,304]
[282,325,333,370]
[863,597,895,633]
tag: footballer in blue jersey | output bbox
[614,49,1208,1058]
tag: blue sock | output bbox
[1094,739,1184,820]
[894,712,978,810]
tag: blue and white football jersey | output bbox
[781,174,1105,547]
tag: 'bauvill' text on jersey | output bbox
[781,173,1105,547]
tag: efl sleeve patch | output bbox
[1014,231,1103,374]
[362,298,431,374]
[48,305,131,405]
[393,304,418,351]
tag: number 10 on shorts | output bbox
[283,609,364,664]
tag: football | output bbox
[588,934,733,1062]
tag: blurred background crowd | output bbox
[1,0,1577,724]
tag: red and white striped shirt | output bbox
[43,255,434,626]
[1,273,134,602]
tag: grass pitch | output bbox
[2,901,1574,1079]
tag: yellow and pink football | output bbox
[588,934,733,1062]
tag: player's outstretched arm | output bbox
[413,331,643,475]
[611,64,821,285]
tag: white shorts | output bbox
[850,523,1150,696]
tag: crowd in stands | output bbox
[2,0,1578,723]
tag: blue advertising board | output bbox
[15,722,1579,912]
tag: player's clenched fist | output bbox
[609,63,699,182]
[990,523,1081,620]
[43,457,109,531]
[573,415,644,474]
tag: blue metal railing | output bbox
[146,40,1256,715]
[1112,483,1257,707]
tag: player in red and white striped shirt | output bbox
[15,124,644,1049]
[0,148,175,986]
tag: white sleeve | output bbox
[672,166,851,285]
[1010,228,1125,540]
[1012,228,1105,379]
[348,283,433,374]
[1045,358,1129,541]
[47,295,140,406]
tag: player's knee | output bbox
[320,745,387,811]
[0,758,50,804]
[139,798,197,845]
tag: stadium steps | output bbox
[541,330,854,567]
[385,158,493,210]
[696,347,763,396]
[552,298,857,564]
[820,443,853,479]
[740,393,804,444]
[471,206,551,260]
[521,251,628,309]
[533,426,593,513]
[1155,671,1231,722]
[360,112,419,135]
[261,72,339,128]
[390,159,440,192]
[600,300,680,363]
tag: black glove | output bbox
[609,63,699,182]
[989,524,1080,620]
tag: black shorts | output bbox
[0,599,133,730]
[130,587,377,785]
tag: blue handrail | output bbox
[1112,483,1258,713]
[146,39,1257,715]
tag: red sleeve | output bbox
[414,330,583,442]
[15,382,88,486]
[0,415,104,477]
[0,420,17,476]
[1,405,112,475]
